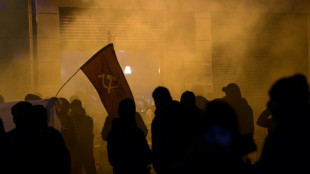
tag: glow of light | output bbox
[124,66,132,74]
[158,68,160,74]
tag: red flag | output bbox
[81,44,134,115]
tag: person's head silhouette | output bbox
[58,98,70,115]
[181,91,196,107]
[70,99,85,117]
[32,105,48,129]
[268,73,309,122]
[222,83,241,101]
[11,101,33,129]
[25,93,42,101]
[204,98,239,148]
[152,86,172,109]
[118,98,136,121]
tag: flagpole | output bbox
[55,68,81,97]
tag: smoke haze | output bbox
[0,0,309,164]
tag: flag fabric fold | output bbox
[81,44,134,116]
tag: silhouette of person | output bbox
[6,101,34,173]
[222,83,256,157]
[222,83,254,136]
[256,74,310,174]
[70,99,96,174]
[170,98,245,174]
[107,98,152,174]
[25,93,42,101]
[32,105,71,174]
[203,99,248,173]
[7,101,70,174]
[180,91,204,138]
[151,86,187,174]
[56,97,79,173]
[256,108,276,135]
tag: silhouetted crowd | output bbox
[0,96,96,174]
[1,73,310,174]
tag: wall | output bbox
[0,0,31,101]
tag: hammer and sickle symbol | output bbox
[98,73,120,93]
